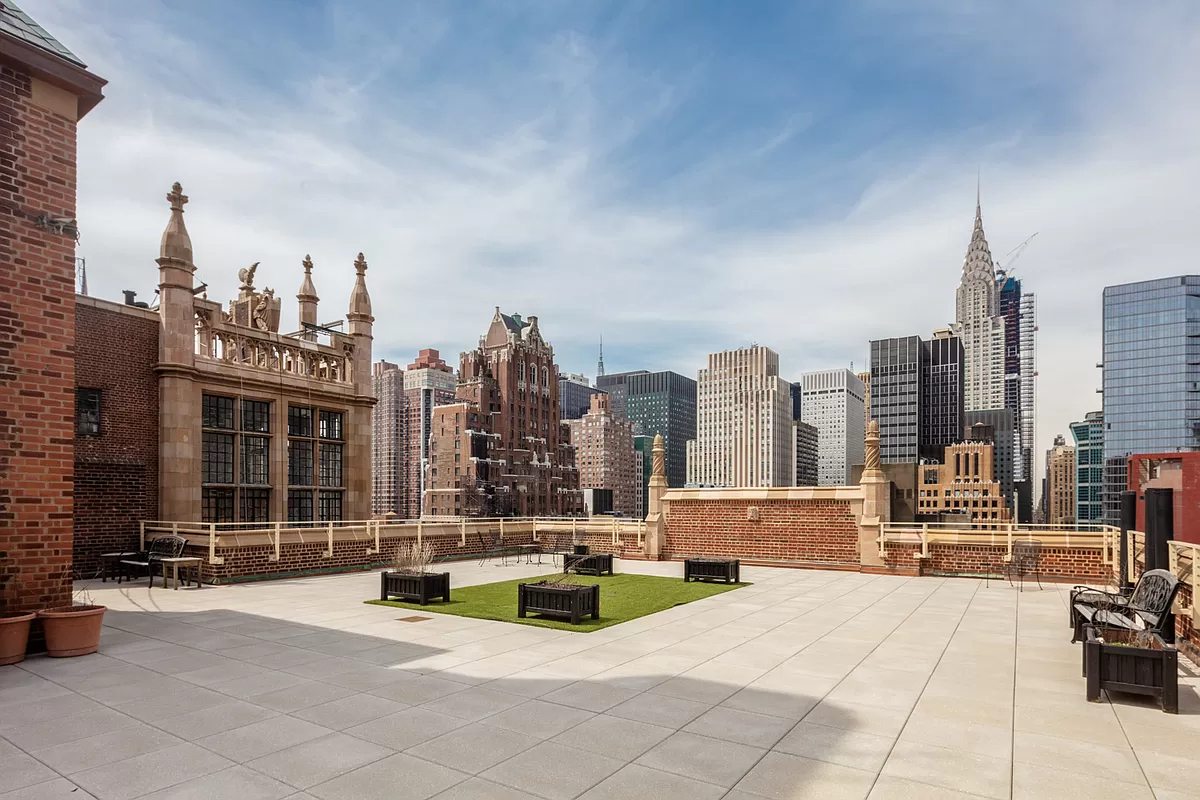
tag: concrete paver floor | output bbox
[2,559,1199,799]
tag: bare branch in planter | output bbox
[393,540,435,575]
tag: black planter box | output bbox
[572,544,590,555]
[518,581,600,624]
[380,571,450,605]
[684,558,740,584]
[563,552,614,576]
[1084,625,1178,713]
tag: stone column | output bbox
[156,183,201,521]
[858,419,890,568]
[345,253,375,520]
[644,433,668,560]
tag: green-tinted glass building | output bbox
[624,371,697,491]
[1070,411,1104,524]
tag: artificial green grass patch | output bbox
[366,572,749,632]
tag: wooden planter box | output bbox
[572,544,590,555]
[380,571,450,605]
[1084,625,1178,713]
[518,582,600,624]
[563,552,614,576]
[684,558,740,584]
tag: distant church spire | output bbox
[597,334,605,378]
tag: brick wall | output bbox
[662,494,861,567]
[192,527,540,584]
[0,63,79,613]
[73,300,160,576]
[921,543,1109,583]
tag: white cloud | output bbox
[31,0,1200,492]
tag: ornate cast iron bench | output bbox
[1071,568,1180,644]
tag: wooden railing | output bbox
[139,516,647,567]
[878,521,1119,563]
[1168,539,1198,622]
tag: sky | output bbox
[31,0,1200,489]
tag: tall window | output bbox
[201,393,272,524]
[288,405,345,522]
[76,388,101,435]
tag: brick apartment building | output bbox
[71,184,376,575]
[569,393,639,516]
[1,4,105,613]
[425,309,582,517]
[371,350,457,519]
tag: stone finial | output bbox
[864,419,881,475]
[347,252,373,320]
[652,433,666,479]
[298,254,319,301]
[158,181,193,267]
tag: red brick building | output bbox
[425,309,582,517]
[73,296,159,577]
[1128,452,1200,545]
[1,4,104,613]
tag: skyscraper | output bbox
[964,407,1015,511]
[687,346,794,487]
[868,331,963,465]
[403,349,457,518]
[857,370,871,432]
[624,370,697,491]
[558,373,604,420]
[1047,437,1075,526]
[371,361,404,517]
[997,271,1037,488]
[1070,411,1104,524]
[596,370,649,419]
[953,195,1007,413]
[800,368,866,485]
[569,393,639,516]
[1102,276,1200,522]
[795,421,819,486]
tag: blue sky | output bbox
[33,0,1200,483]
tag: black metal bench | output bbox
[1071,568,1180,643]
[119,535,187,584]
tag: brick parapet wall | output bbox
[922,543,1110,583]
[0,64,79,613]
[662,497,860,567]
[73,300,160,577]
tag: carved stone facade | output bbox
[74,183,374,551]
[424,309,582,517]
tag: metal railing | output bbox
[139,516,648,567]
[878,521,1119,564]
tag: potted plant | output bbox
[380,541,450,605]
[518,570,600,625]
[0,556,37,666]
[1084,624,1178,713]
[38,567,107,658]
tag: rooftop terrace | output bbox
[3,559,1198,799]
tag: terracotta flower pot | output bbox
[0,612,36,666]
[39,605,106,658]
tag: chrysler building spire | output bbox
[597,334,605,378]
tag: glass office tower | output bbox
[1101,276,1200,523]
[1070,411,1104,524]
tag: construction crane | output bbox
[996,232,1038,277]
